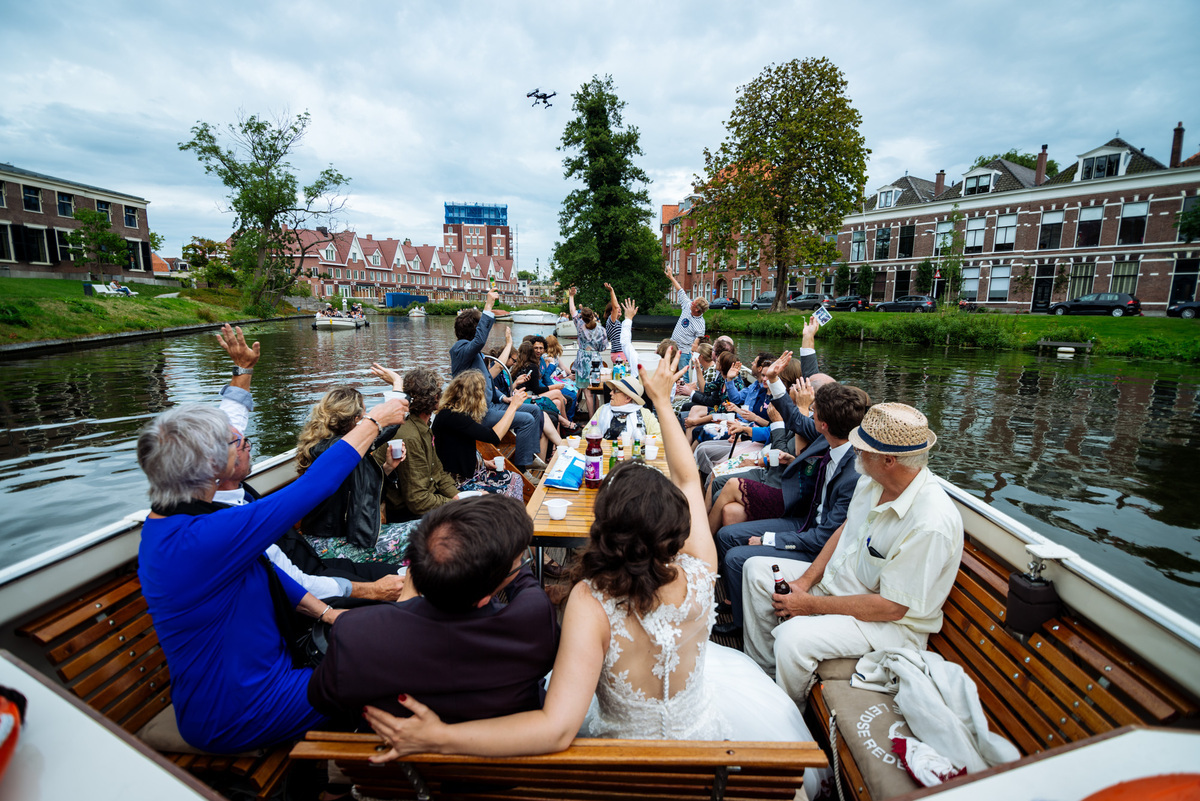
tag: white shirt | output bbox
[815,441,853,526]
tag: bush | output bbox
[0,301,31,327]
[196,307,218,323]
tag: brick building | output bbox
[662,123,1200,312]
[442,203,512,260]
[0,163,154,280]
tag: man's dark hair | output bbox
[529,335,546,347]
[403,366,443,417]
[813,383,872,439]
[454,308,482,341]
[755,352,775,368]
[407,495,532,612]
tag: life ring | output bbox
[0,685,28,781]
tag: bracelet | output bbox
[318,605,332,622]
[361,415,383,435]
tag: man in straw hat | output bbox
[741,402,963,707]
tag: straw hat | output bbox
[605,374,646,406]
[849,402,937,454]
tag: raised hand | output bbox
[603,282,612,290]
[567,286,577,298]
[761,350,793,382]
[802,315,820,349]
[621,298,638,320]
[370,362,402,389]
[216,324,260,368]
[791,376,815,410]
[639,345,684,403]
[504,326,513,345]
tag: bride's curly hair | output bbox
[572,460,690,617]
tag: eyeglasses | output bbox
[228,434,252,452]
[505,548,534,579]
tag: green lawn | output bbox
[0,278,284,345]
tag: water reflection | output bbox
[0,317,1197,618]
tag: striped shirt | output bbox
[670,288,705,352]
[606,318,623,359]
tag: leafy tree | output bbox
[551,76,667,312]
[65,209,129,278]
[971,149,1059,178]
[517,270,537,282]
[180,111,349,315]
[856,263,875,298]
[685,58,869,312]
[915,258,935,294]
[1176,202,1200,242]
[834,263,852,296]
[935,206,967,301]
[181,237,234,288]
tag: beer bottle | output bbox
[608,437,620,473]
[772,564,790,595]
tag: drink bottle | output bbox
[608,437,620,473]
[631,420,644,462]
[584,421,603,489]
[772,564,791,622]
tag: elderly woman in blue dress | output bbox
[135,394,408,753]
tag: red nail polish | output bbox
[397,693,408,702]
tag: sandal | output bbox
[542,558,565,579]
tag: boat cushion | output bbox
[819,680,920,800]
[815,658,859,682]
[137,704,262,758]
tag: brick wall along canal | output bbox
[1,314,1197,617]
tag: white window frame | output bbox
[124,206,138,228]
[24,224,51,264]
[877,188,899,208]
[1117,202,1149,246]
[57,192,74,218]
[988,264,1011,302]
[850,230,866,261]
[96,200,110,221]
[964,217,986,254]
[55,228,74,262]
[1075,206,1105,248]
[0,223,13,262]
[23,185,42,214]
[993,214,1017,251]
[1038,210,1065,250]
[0,181,5,208]
[934,221,953,255]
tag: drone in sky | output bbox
[527,88,556,108]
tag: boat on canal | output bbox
[312,313,367,330]
[508,309,560,326]
[0,435,1197,799]
[406,306,427,318]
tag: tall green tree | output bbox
[971,149,1059,178]
[855,263,875,298]
[915,258,935,294]
[1176,202,1200,242]
[65,209,129,278]
[181,237,234,288]
[935,205,967,301]
[685,58,869,312]
[180,111,349,315]
[551,75,667,312]
[834,263,852,296]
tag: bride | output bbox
[363,347,810,757]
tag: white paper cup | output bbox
[457,490,484,500]
[566,436,581,450]
[768,449,780,467]
[546,499,571,520]
[645,444,659,460]
[492,456,505,471]
[389,440,405,460]
[620,432,630,448]
[384,390,408,403]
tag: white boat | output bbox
[508,309,560,325]
[1,446,1198,798]
[555,319,577,338]
[312,313,365,329]
[407,306,427,318]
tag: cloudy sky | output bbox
[3,1,1197,274]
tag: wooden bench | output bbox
[806,540,1199,800]
[17,572,292,800]
[292,730,827,800]
[477,439,536,503]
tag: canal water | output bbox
[1,315,1198,620]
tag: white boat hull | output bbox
[555,320,577,338]
[312,315,365,329]
[509,310,559,325]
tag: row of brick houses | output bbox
[283,228,519,302]
[661,123,1200,313]
[0,163,158,279]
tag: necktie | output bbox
[799,449,832,533]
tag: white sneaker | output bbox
[531,455,548,469]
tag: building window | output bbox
[1068,262,1095,299]
[897,225,915,259]
[324,246,336,260]
[1110,261,1138,295]
[964,175,991,195]
[934,221,953,256]
[874,227,891,260]
[23,186,41,213]
[0,181,5,208]
[372,253,380,266]
[58,193,74,217]
[993,214,1017,252]
[123,206,138,227]
[96,201,110,220]
[1117,202,1148,245]
[964,217,985,254]
[988,264,1010,302]
[960,264,979,300]
[850,231,866,261]
[1180,196,1198,242]
[0,225,12,261]
[56,230,74,261]
[1082,153,1121,181]
[877,189,899,208]
[334,268,341,278]
[127,240,144,270]
[25,228,49,263]
[1076,206,1104,248]
[1038,211,1064,249]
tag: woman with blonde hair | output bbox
[431,370,527,499]
[297,387,410,563]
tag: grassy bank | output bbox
[0,279,295,344]
[704,308,1200,362]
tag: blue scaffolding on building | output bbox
[445,202,507,227]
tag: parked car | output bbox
[786,292,834,310]
[748,292,777,311]
[708,296,741,310]
[1047,292,1142,317]
[1166,299,1200,319]
[875,295,938,313]
[831,294,872,312]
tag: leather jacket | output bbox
[300,425,399,549]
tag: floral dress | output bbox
[572,312,609,390]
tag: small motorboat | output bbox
[407,306,427,318]
[312,314,365,330]
[509,309,559,325]
[555,318,577,338]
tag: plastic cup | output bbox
[768,449,780,467]
[620,432,631,448]
[492,456,505,471]
[645,444,659,460]
[389,440,405,460]
[567,436,581,450]
[546,499,571,520]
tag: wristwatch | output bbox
[232,366,254,376]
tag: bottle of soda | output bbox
[608,437,620,473]
[631,419,644,462]
[772,564,791,622]
[584,421,604,489]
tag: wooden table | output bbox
[526,440,670,581]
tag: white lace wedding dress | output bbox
[579,553,811,742]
